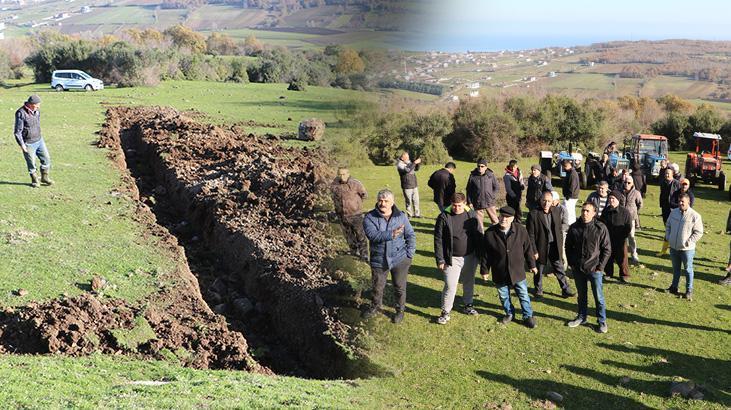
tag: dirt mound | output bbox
[0,292,262,371]
[98,106,370,378]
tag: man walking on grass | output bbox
[565,202,612,333]
[599,191,632,283]
[362,189,416,324]
[562,160,580,225]
[482,206,538,329]
[665,194,703,301]
[14,95,54,188]
[434,193,482,325]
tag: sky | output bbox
[404,0,731,51]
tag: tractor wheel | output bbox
[684,159,692,181]
[545,169,551,180]
[689,176,697,188]
[579,170,588,190]
[719,172,727,191]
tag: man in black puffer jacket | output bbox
[428,162,457,213]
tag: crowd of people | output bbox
[330,150,727,332]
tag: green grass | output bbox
[349,157,731,409]
[0,354,358,408]
[70,6,156,25]
[1,80,729,408]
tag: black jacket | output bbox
[481,222,536,286]
[526,174,552,210]
[669,188,694,209]
[599,205,632,245]
[466,168,499,209]
[565,218,612,274]
[562,167,580,200]
[631,169,646,197]
[503,171,523,202]
[397,160,420,189]
[526,207,564,265]
[659,178,680,210]
[434,208,482,266]
[428,168,456,208]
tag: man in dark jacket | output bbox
[362,189,416,324]
[14,95,54,188]
[565,202,612,333]
[630,163,646,198]
[428,162,457,213]
[525,164,553,212]
[481,206,538,329]
[526,191,575,298]
[503,159,524,223]
[396,152,422,218]
[657,167,680,256]
[466,158,500,230]
[562,160,581,225]
[599,191,632,282]
[330,167,368,261]
[433,193,482,324]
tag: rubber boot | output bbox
[655,240,669,257]
[40,169,54,186]
[30,172,39,188]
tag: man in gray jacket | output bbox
[665,193,703,301]
[14,95,54,188]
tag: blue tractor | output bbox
[539,145,588,188]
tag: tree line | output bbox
[332,93,731,167]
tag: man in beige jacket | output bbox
[665,193,703,301]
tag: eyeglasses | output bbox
[478,165,487,168]
[624,182,632,185]
[681,183,689,186]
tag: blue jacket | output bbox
[363,205,416,270]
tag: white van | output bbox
[51,70,104,91]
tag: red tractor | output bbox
[685,132,726,190]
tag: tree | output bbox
[335,48,365,75]
[656,94,693,113]
[206,32,238,56]
[243,34,264,55]
[652,112,690,150]
[449,99,522,161]
[163,25,206,53]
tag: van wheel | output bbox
[84,84,93,91]
[55,84,64,92]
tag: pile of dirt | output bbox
[98,106,368,378]
[0,291,263,372]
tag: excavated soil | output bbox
[94,106,368,378]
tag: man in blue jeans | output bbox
[481,206,538,329]
[565,202,612,333]
[14,95,54,188]
[665,193,703,300]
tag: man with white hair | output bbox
[396,152,422,218]
[362,189,416,323]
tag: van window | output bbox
[72,73,82,80]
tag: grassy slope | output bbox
[0,81,373,408]
[350,157,731,409]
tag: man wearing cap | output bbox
[525,164,552,212]
[565,202,612,333]
[481,206,538,329]
[527,191,575,298]
[599,190,633,283]
[466,158,500,230]
[14,95,54,188]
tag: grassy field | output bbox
[0,81,376,408]
[349,157,731,409]
[0,80,729,408]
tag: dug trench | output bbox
[97,106,377,378]
[0,106,378,379]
